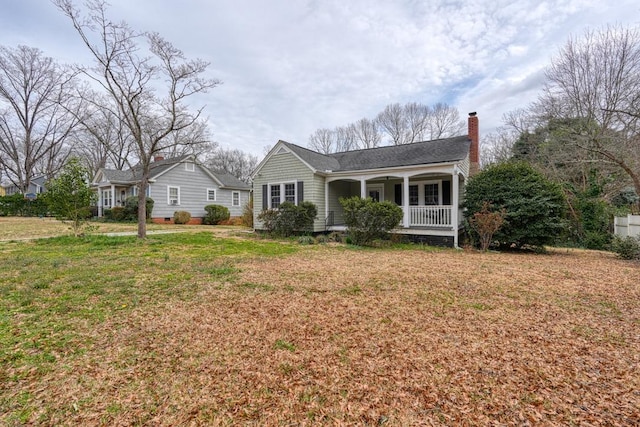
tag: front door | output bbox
[366,184,384,202]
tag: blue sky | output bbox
[1,0,639,157]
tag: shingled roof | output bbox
[98,155,250,189]
[207,170,251,189]
[280,135,471,172]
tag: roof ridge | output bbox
[329,134,469,156]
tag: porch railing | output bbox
[409,206,452,227]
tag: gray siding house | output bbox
[252,113,480,247]
[92,155,251,223]
[2,175,47,196]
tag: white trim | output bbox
[101,189,113,208]
[206,188,217,202]
[325,162,459,182]
[185,162,195,172]
[452,173,460,248]
[366,183,384,202]
[150,155,196,180]
[232,191,241,207]
[168,185,180,205]
[252,141,317,179]
[266,181,298,208]
[422,180,442,205]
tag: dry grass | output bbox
[1,228,639,425]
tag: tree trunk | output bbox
[137,174,148,239]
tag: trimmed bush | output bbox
[611,235,640,260]
[340,196,403,246]
[173,210,191,224]
[257,201,318,237]
[0,193,49,217]
[257,208,279,233]
[203,204,230,225]
[463,162,566,249]
[124,196,154,221]
[110,206,126,221]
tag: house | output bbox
[252,112,480,247]
[2,175,47,196]
[92,154,251,223]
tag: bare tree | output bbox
[0,45,80,191]
[376,103,410,145]
[160,119,216,159]
[56,0,220,238]
[206,147,257,183]
[335,124,358,152]
[308,128,336,154]
[352,117,381,149]
[428,102,465,139]
[404,102,431,142]
[74,91,134,175]
[481,127,517,167]
[376,102,464,145]
[542,25,640,205]
[308,102,465,152]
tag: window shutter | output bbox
[262,184,268,210]
[394,184,402,205]
[442,180,451,205]
[297,181,304,204]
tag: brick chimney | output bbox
[154,155,165,162]
[468,112,479,175]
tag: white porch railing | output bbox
[409,206,452,227]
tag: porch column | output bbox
[111,185,116,210]
[98,188,103,217]
[360,178,366,198]
[324,180,329,223]
[403,176,409,228]
[452,172,460,248]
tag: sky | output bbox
[1,0,639,159]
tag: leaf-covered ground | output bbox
[1,232,639,425]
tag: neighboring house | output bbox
[2,175,47,196]
[252,113,481,247]
[92,155,251,223]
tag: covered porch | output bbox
[93,183,135,217]
[324,165,466,246]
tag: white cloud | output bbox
[1,0,639,157]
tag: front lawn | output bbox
[1,231,638,425]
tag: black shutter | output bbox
[262,184,268,210]
[394,184,402,205]
[442,180,451,205]
[297,181,304,204]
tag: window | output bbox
[102,190,112,208]
[366,184,384,202]
[270,185,281,208]
[424,183,439,205]
[409,185,419,206]
[232,191,240,207]
[207,188,216,201]
[185,162,195,172]
[284,183,296,203]
[168,186,180,205]
[267,182,300,208]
